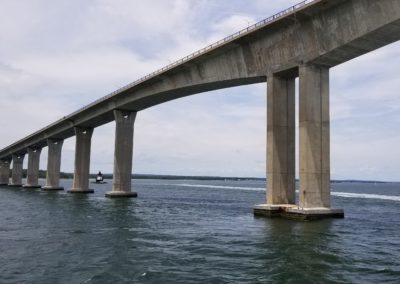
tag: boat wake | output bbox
[173,184,400,202]
[331,192,400,202]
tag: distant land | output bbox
[11,170,394,183]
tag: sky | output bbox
[0,0,400,181]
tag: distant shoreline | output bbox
[21,170,395,183]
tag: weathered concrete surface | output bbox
[23,148,42,188]
[68,127,94,194]
[9,154,25,187]
[299,64,330,208]
[1,0,399,160]
[253,204,297,217]
[105,110,138,198]
[42,139,64,191]
[0,159,11,185]
[266,74,295,205]
[253,204,344,220]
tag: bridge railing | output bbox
[66,0,317,118]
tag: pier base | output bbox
[105,191,138,198]
[8,184,22,187]
[254,204,344,221]
[23,185,42,189]
[42,186,64,191]
[67,189,94,194]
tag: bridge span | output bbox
[1,0,400,219]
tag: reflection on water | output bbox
[259,219,346,283]
[0,179,399,283]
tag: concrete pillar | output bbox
[266,74,296,205]
[105,110,138,198]
[68,127,94,194]
[298,64,330,208]
[23,147,42,188]
[42,139,64,191]
[0,159,11,185]
[10,154,25,187]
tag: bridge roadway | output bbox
[0,0,399,219]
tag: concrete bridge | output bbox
[0,0,399,219]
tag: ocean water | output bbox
[0,179,399,283]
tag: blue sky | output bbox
[0,0,399,181]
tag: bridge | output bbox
[0,0,399,219]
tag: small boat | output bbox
[92,171,107,184]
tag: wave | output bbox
[331,191,400,202]
[173,183,400,202]
[176,183,265,191]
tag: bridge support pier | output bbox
[254,65,343,220]
[106,110,138,198]
[42,139,64,191]
[23,147,42,188]
[257,74,296,216]
[68,127,94,194]
[0,159,11,185]
[9,154,25,187]
[292,64,343,219]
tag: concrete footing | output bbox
[254,204,344,220]
[42,186,64,191]
[105,191,138,198]
[8,184,23,187]
[67,189,94,194]
[23,185,42,189]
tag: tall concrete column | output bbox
[266,74,296,205]
[68,127,94,194]
[298,64,331,208]
[23,147,42,188]
[0,159,11,185]
[105,110,138,198]
[10,154,25,187]
[43,139,64,191]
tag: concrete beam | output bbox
[23,147,42,188]
[266,74,295,205]
[9,154,25,187]
[0,159,11,185]
[42,139,64,191]
[105,110,138,198]
[68,127,94,194]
